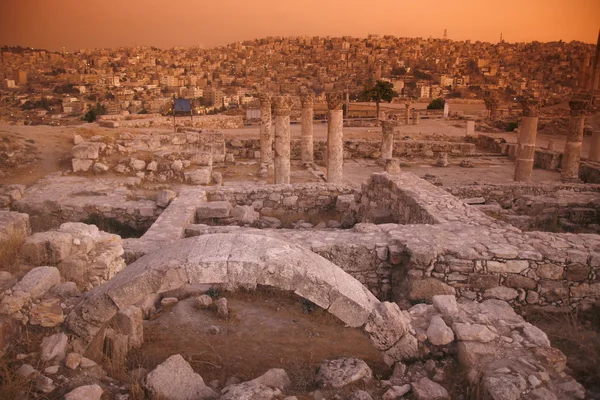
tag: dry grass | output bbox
[0,228,26,274]
[523,307,600,391]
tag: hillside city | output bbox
[0,35,597,124]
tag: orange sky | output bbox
[1,0,599,51]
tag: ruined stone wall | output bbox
[205,183,356,219]
[97,115,244,129]
[226,138,475,160]
[358,173,600,308]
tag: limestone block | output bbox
[314,358,372,389]
[364,301,410,350]
[457,341,496,367]
[72,142,101,159]
[116,305,144,348]
[452,323,497,343]
[185,169,211,185]
[487,260,529,274]
[0,211,30,241]
[383,333,420,364]
[196,201,232,219]
[411,377,450,400]
[64,384,103,400]
[40,332,68,362]
[144,354,218,400]
[130,159,146,171]
[92,162,109,174]
[72,159,93,172]
[231,205,259,225]
[220,382,280,400]
[431,295,458,317]
[0,290,30,314]
[29,298,64,327]
[156,189,177,208]
[408,278,456,302]
[426,316,454,346]
[12,266,61,300]
[483,286,519,301]
[171,159,183,172]
[570,283,600,298]
[22,232,73,265]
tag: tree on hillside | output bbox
[361,80,398,120]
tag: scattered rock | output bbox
[144,354,217,400]
[411,377,449,400]
[315,358,373,389]
[426,316,454,346]
[216,298,229,318]
[64,384,104,400]
[40,332,68,362]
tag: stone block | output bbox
[364,301,410,350]
[185,169,211,185]
[536,264,564,280]
[72,159,93,172]
[505,274,537,290]
[196,201,232,219]
[565,264,590,282]
[468,274,498,290]
[408,278,455,302]
[116,305,144,348]
[12,266,61,300]
[72,142,101,159]
[570,283,600,298]
[487,260,529,274]
[483,286,518,301]
[539,280,570,302]
[22,232,73,265]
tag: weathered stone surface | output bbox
[116,305,144,348]
[426,316,454,345]
[144,354,217,400]
[364,301,410,350]
[457,341,496,367]
[483,287,519,301]
[156,189,177,208]
[571,283,600,298]
[411,377,449,400]
[482,375,526,400]
[40,332,68,362]
[565,264,590,282]
[185,169,211,185]
[23,232,73,265]
[522,323,550,347]
[505,275,536,290]
[453,323,497,343]
[196,201,232,219]
[487,260,529,274]
[72,142,102,159]
[12,267,60,300]
[248,368,290,391]
[29,298,64,327]
[539,280,569,302]
[220,381,281,400]
[431,295,458,317]
[408,278,456,302]
[64,384,103,400]
[195,295,213,308]
[383,333,420,364]
[315,358,372,389]
[231,205,259,225]
[72,158,93,172]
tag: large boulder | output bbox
[12,266,61,300]
[144,354,217,400]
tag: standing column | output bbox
[300,93,314,164]
[380,120,396,160]
[258,93,273,167]
[273,95,292,184]
[589,128,600,162]
[326,92,344,183]
[404,103,411,124]
[561,100,588,181]
[514,99,539,182]
[412,110,420,125]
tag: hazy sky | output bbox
[1,0,599,51]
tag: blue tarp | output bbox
[173,98,192,113]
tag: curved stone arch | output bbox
[67,233,414,361]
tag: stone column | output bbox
[404,103,410,124]
[273,95,292,184]
[412,110,420,125]
[380,120,396,160]
[466,120,475,136]
[561,100,588,181]
[300,93,314,164]
[589,128,600,162]
[326,92,344,183]
[258,93,273,167]
[514,99,539,182]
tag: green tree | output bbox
[427,98,445,110]
[83,103,106,123]
[361,80,398,119]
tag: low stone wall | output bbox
[97,115,244,129]
[205,183,357,219]
[580,162,600,184]
[226,138,475,160]
[12,176,160,233]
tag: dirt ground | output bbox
[129,289,388,397]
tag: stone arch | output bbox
[67,233,414,361]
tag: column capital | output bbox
[568,99,589,116]
[381,120,399,130]
[326,92,343,110]
[404,102,411,109]
[518,97,540,117]
[273,95,292,117]
[300,93,314,108]
[257,93,271,108]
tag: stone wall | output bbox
[97,115,244,129]
[226,138,475,160]
[357,173,600,308]
[12,176,160,233]
[205,183,357,219]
